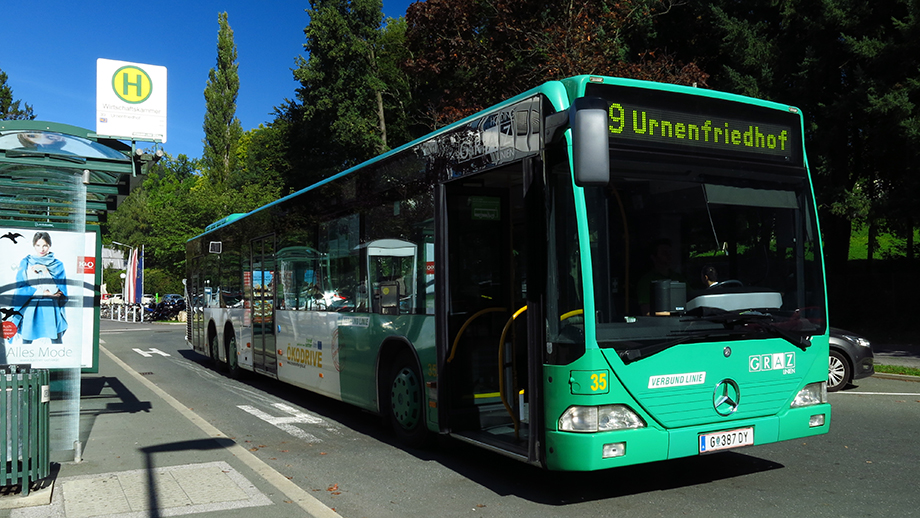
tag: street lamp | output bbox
[111,241,131,261]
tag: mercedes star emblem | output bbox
[713,379,741,416]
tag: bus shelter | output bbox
[0,120,153,461]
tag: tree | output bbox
[376,17,414,148]
[108,153,208,287]
[284,0,410,188]
[202,12,244,189]
[651,0,920,296]
[232,124,286,210]
[403,0,707,128]
[0,68,35,120]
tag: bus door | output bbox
[251,235,277,377]
[442,161,544,463]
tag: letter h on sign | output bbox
[122,73,144,97]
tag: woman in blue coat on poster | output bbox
[12,231,68,344]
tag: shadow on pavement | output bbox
[139,438,236,518]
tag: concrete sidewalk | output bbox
[873,342,920,370]
[0,323,337,518]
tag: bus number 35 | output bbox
[591,372,607,392]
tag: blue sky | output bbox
[1,0,418,160]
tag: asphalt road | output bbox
[100,321,920,517]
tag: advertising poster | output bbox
[0,226,94,368]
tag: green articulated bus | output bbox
[187,75,829,471]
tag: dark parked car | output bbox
[828,327,874,392]
[163,293,183,303]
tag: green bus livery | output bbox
[187,75,829,471]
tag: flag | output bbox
[135,247,144,304]
[126,248,138,303]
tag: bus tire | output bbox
[209,331,224,371]
[226,330,243,379]
[386,351,428,447]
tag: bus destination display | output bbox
[586,83,801,164]
[608,102,791,159]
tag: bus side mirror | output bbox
[571,97,610,186]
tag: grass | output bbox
[873,363,920,377]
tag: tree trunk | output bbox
[376,88,387,154]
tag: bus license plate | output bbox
[699,427,754,453]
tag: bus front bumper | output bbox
[544,403,831,471]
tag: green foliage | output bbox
[874,364,920,377]
[403,0,708,126]
[295,0,385,155]
[143,268,183,296]
[376,17,413,147]
[104,0,920,309]
[233,124,286,208]
[202,12,244,188]
[652,0,920,271]
[850,222,920,260]
[0,68,35,120]
[108,153,209,282]
[102,266,124,297]
[101,265,181,300]
[280,0,411,190]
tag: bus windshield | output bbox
[584,169,825,362]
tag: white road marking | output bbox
[238,403,334,443]
[832,392,920,396]
[133,347,171,357]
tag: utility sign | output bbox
[96,58,167,142]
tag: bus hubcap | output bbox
[228,337,238,369]
[391,367,421,429]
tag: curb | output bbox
[872,372,920,383]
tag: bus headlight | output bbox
[559,404,646,432]
[790,382,827,408]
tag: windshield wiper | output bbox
[695,310,812,351]
[619,328,740,364]
[619,310,811,364]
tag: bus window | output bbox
[584,173,825,357]
[363,239,417,316]
[545,152,586,365]
[321,215,362,312]
[277,246,330,310]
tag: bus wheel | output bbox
[226,332,243,379]
[387,351,428,447]
[209,333,223,370]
